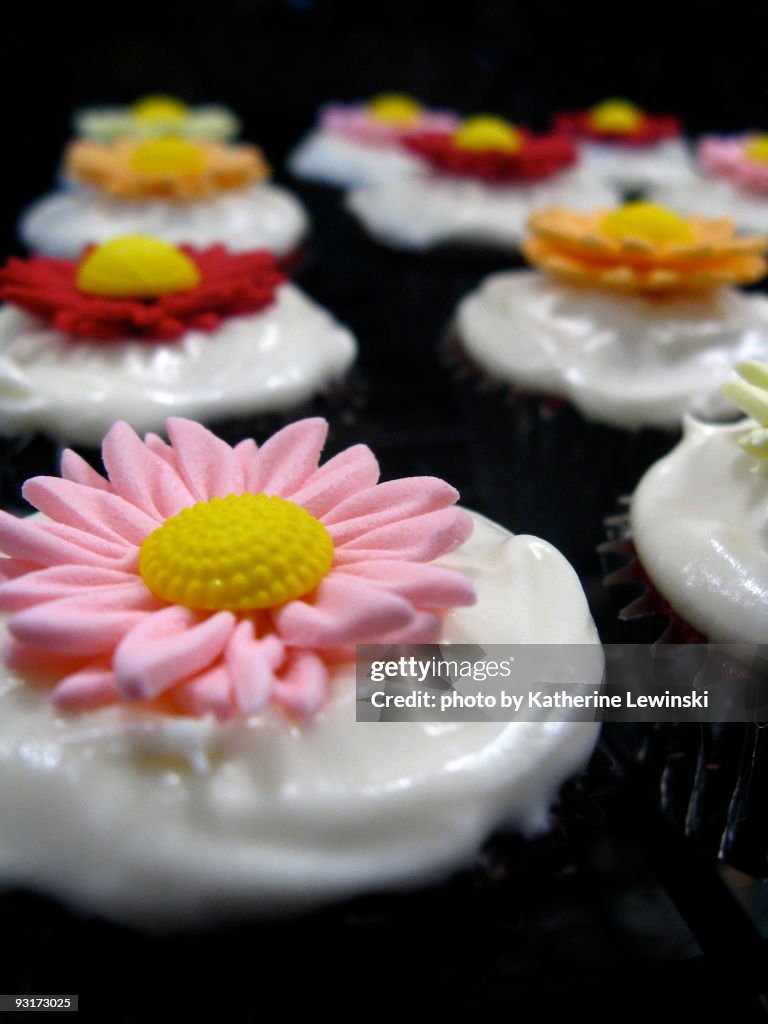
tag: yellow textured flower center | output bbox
[131,138,207,175]
[368,93,423,125]
[76,235,201,298]
[139,493,335,611]
[745,134,768,165]
[589,99,643,134]
[453,116,522,152]
[132,95,189,124]
[599,202,694,244]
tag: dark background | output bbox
[2,1,768,1020]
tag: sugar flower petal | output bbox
[166,418,245,500]
[114,606,236,701]
[274,575,414,647]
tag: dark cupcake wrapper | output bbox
[343,213,526,373]
[599,517,768,878]
[446,334,677,578]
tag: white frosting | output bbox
[345,169,617,251]
[288,129,427,187]
[0,284,357,445]
[652,175,768,234]
[0,511,600,929]
[18,183,309,260]
[455,270,768,431]
[580,139,696,193]
[631,417,768,642]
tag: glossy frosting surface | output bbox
[0,284,357,444]
[455,270,768,430]
[631,417,768,642]
[345,169,616,251]
[19,183,308,259]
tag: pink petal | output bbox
[144,432,178,468]
[337,560,476,608]
[9,589,152,655]
[233,438,258,479]
[377,610,443,644]
[114,606,236,701]
[0,566,141,612]
[4,637,88,675]
[52,660,118,710]
[23,477,158,546]
[225,622,284,715]
[245,418,328,496]
[60,449,112,492]
[274,574,414,647]
[272,650,329,716]
[0,558,39,582]
[166,418,244,500]
[323,477,460,544]
[173,664,234,719]
[0,512,133,568]
[333,508,474,564]
[101,421,194,520]
[289,444,380,518]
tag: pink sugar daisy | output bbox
[0,418,475,720]
[699,136,768,194]
[321,104,458,146]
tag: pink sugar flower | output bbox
[0,418,475,720]
[320,103,458,146]
[699,136,768,194]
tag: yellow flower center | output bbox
[589,99,643,134]
[130,138,207,176]
[453,115,522,153]
[76,235,201,298]
[599,202,694,244]
[139,493,334,612]
[132,95,189,124]
[745,134,768,165]
[368,93,423,125]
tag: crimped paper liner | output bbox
[600,515,768,878]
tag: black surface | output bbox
[3,1,768,1019]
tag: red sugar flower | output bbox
[0,246,286,342]
[402,131,577,182]
[553,110,681,147]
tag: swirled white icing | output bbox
[345,168,616,251]
[0,511,601,929]
[18,183,309,260]
[0,284,357,445]
[631,417,768,642]
[455,270,768,431]
[288,129,427,187]
[652,175,768,235]
[580,139,696,193]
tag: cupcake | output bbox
[73,94,241,143]
[553,98,694,195]
[19,137,308,262]
[601,362,768,874]
[0,415,601,928]
[449,201,768,572]
[288,92,459,188]
[346,114,615,254]
[653,133,768,234]
[0,235,357,497]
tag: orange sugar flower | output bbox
[522,203,768,293]
[65,137,270,200]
